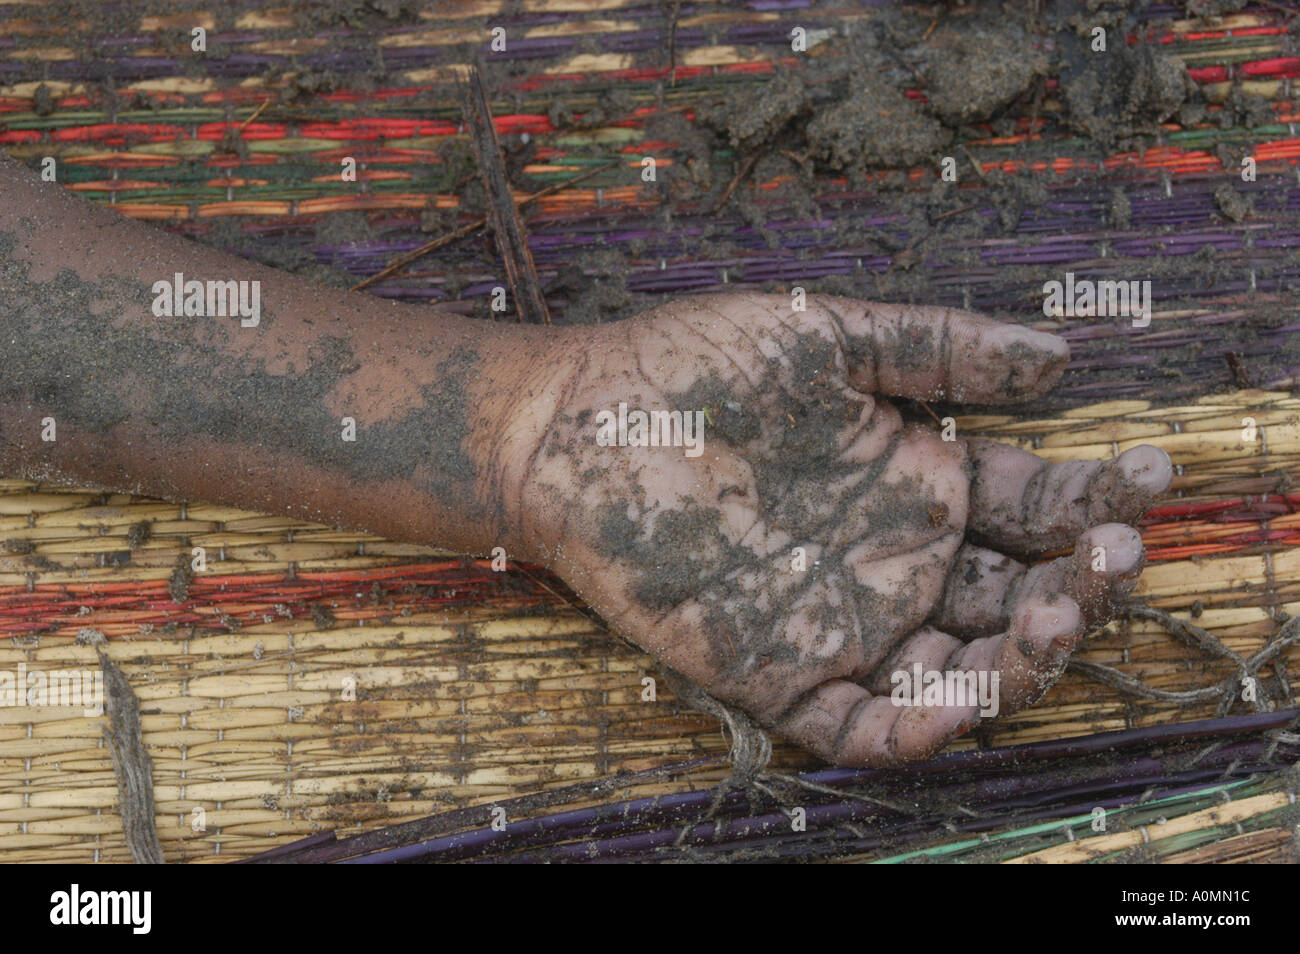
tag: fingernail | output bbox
[1082,525,1142,574]
[1119,445,1173,495]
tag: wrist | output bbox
[466,324,583,563]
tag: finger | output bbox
[1018,524,1144,627]
[967,440,1172,557]
[774,677,980,767]
[809,295,1070,404]
[947,593,1085,715]
[776,595,1078,765]
[860,625,963,693]
[932,524,1145,637]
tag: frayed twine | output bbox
[1070,607,1300,718]
[659,668,912,856]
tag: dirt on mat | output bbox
[18,0,1290,407]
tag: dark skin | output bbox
[0,154,1171,766]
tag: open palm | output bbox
[519,294,1171,766]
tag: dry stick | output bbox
[238,98,270,133]
[916,399,943,426]
[459,65,551,324]
[931,204,974,222]
[961,145,989,183]
[350,159,619,292]
[510,563,605,627]
[710,152,758,215]
[352,220,494,292]
[97,650,164,864]
[1225,351,1254,390]
[764,771,909,814]
[667,0,683,86]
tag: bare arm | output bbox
[0,153,565,560]
[0,154,1172,766]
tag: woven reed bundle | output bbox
[2,0,1299,861]
[0,388,1296,862]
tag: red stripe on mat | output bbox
[2,493,1297,637]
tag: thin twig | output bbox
[961,145,989,183]
[237,98,270,132]
[710,152,758,214]
[459,65,551,324]
[512,563,603,626]
[765,771,908,814]
[932,204,974,222]
[350,160,618,292]
[667,0,683,87]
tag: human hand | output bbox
[512,294,1171,766]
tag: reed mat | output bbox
[0,0,1297,405]
[0,388,1295,862]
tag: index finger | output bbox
[811,296,1070,404]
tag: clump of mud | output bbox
[168,563,194,603]
[1213,85,1275,129]
[305,0,422,28]
[924,24,1047,126]
[32,83,54,116]
[1105,186,1133,229]
[1214,182,1253,222]
[807,71,952,170]
[311,602,338,629]
[1061,42,1191,146]
[697,4,1048,182]
[1185,0,1249,15]
[284,68,344,102]
[698,72,811,151]
[126,521,152,550]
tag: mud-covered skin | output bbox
[518,295,1172,765]
[0,227,481,493]
[0,152,558,559]
[0,154,1172,766]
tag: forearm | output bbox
[0,153,563,559]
